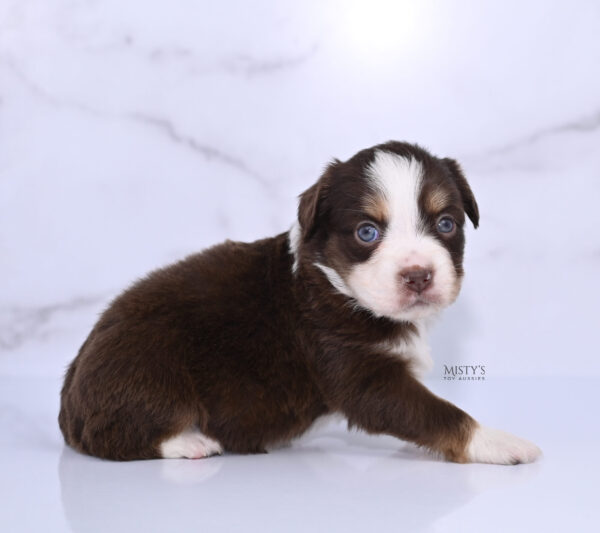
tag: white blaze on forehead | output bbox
[366,151,424,238]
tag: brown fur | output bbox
[425,188,451,214]
[59,141,479,462]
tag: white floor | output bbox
[2,376,598,533]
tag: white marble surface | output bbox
[1,1,600,531]
[2,376,599,532]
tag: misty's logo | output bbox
[443,365,486,381]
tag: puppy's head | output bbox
[291,141,479,322]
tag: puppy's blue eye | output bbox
[437,216,455,234]
[356,224,380,243]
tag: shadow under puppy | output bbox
[59,141,541,464]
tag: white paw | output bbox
[466,425,541,465]
[160,428,223,459]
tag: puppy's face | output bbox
[293,142,479,322]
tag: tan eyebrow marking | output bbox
[425,187,452,213]
[363,192,390,222]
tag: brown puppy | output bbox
[59,141,541,464]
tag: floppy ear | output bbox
[297,162,336,240]
[443,158,480,229]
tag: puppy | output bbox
[59,141,541,464]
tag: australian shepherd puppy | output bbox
[59,141,541,464]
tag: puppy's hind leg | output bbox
[60,364,217,461]
[160,427,223,459]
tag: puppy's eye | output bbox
[356,223,380,243]
[437,216,455,234]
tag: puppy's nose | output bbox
[399,266,433,293]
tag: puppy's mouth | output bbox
[402,293,441,310]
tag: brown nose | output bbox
[400,267,433,293]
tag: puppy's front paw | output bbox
[466,425,541,465]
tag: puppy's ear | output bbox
[297,161,336,240]
[443,158,480,229]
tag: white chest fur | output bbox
[381,321,433,379]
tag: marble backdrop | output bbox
[1,0,599,379]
